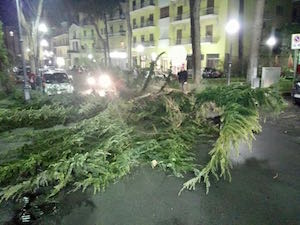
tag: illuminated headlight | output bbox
[296,82,300,88]
[98,74,112,88]
[87,77,96,85]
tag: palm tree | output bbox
[247,0,266,83]
[189,0,201,84]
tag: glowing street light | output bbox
[40,39,49,47]
[225,19,240,86]
[225,19,240,35]
[38,23,48,33]
[136,44,145,53]
[266,36,277,66]
[56,57,65,68]
[266,36,277,48]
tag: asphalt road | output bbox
[43,102,300,225]
[1,102,300,225]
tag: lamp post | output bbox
[136,44,144,67]
[16,0,30,101]
[225,19,240,86]
[266,36,277,67]
[35,24,48,74]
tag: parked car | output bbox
[202,67,223,78]
[43,71,74,95]
[291,79,300,104]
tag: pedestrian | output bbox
[177,66,188,92]
[28,72,36,90]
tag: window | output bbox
[206,54,219,68]
[149,14,154,25]
[141,16,145,27]
[132,0,136,10]
[276,5,283,16]
[207,0,215,14]
[73,31,76,39]
[176,6,183,20]
[110,26,114,34]
[176,29,182,44]
[133,19,137,28]
[75,42,78,51]
[120,24,124,32]
[133,36,137,44]
[160,6,169,19]
[205,25,213,42]
[149,33,154,43]
[141,35,145,43]
[141,0,145,7]
[91,29,94,37]
[84,30,87,37]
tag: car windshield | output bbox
[44,73,69,84]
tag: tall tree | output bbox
[0,21,9,92]
[121,0,132,70]
[189,0,201,84]
[19,0,44,75]
[238,0,244,74]
[247,0,265,83]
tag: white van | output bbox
[43,71,74,95]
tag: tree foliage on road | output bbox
[0,84,284,202]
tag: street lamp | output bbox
[136,44,144,67]
[38,23,48,33]
[40,39,49,47]
[225,19,240,86]
[266,36,277,66]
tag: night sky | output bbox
[0,0,17,26]
[0,0,74,28]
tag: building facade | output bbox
[50,0,293,72]
[129,0,293,74]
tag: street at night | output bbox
[0,0,300,224]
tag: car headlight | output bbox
[87,77,96,85]
[98,74,112,88]
[296,82,300,88]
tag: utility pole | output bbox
[16,0,31,101]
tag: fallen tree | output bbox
[0,85,285,203]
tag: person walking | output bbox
[177,66,188,92]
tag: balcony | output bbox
[200,7,218,20]
[171,13,190,24]
[131,0,155,13]
[133,20,155,30]
[68,49,80,53]
[173,38,191,45]
[172,36,218,46]
[108,14,126,22]
[133,41,155,48]
[109,30,126,37]
[170,7,218,24]
[201,36,219,44]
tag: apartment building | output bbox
[129,0,293,73]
